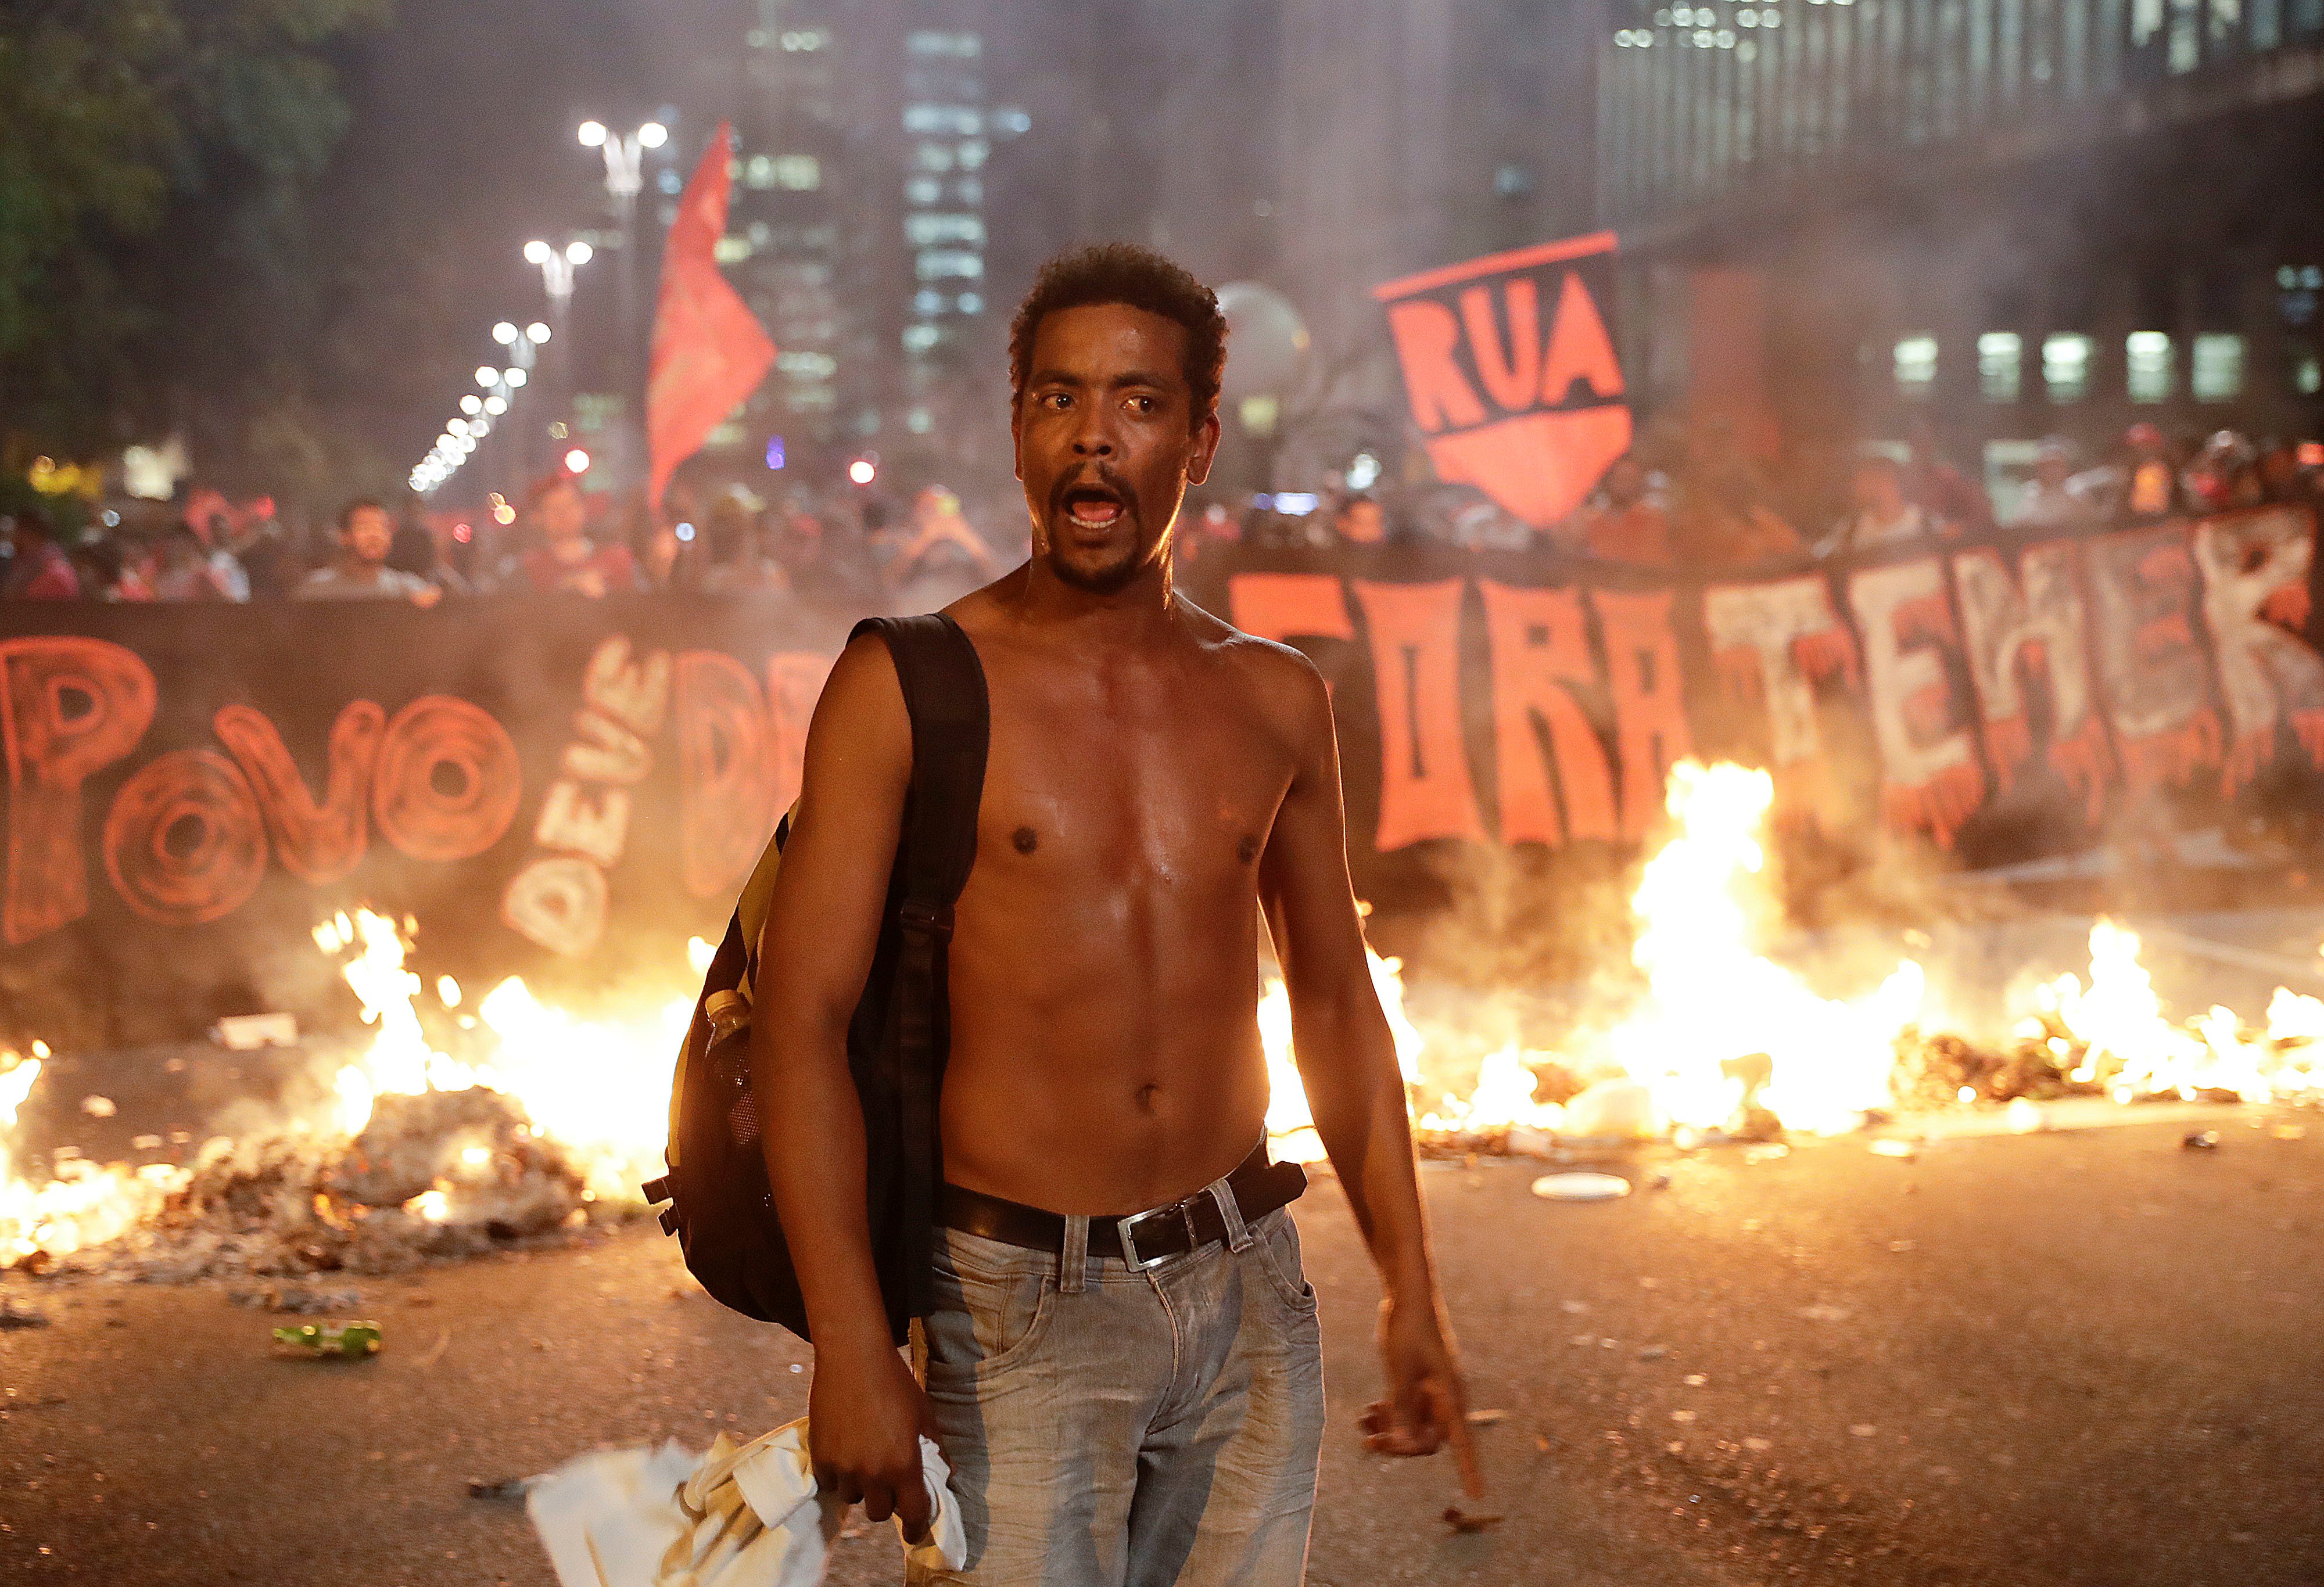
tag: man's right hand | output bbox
[807,1340,938,1543]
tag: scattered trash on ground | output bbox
[1868,1139,1918,1159]
[272,1320,383,1358]
[0,1296,51,1329]
[1441,1505,1505,1534]
[467,1475,534,1502]
[213,1014,300,1051]
[1465,1409,1508,1426]
[1530,1172,1633,1202]
[81,1096,116,1118]
[2183,1130,2222,1151]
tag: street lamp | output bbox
[524,239,591,465]
[575,115,672,495]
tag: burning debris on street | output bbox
[1,910,700,1280]
[5,765,2322,1283]
[1261,761,2324,1164]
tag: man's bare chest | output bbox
[967,656,1291,888]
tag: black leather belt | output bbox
[937,1143,1307,1269]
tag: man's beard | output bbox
[1041,525,1149,594]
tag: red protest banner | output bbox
[1374,233,1631,531]
[646,122,777,512]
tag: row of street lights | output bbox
[408,117,670,502]
[407,321,548,495]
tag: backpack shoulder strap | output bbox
[848,612,987,1331]
[848,613,989,915]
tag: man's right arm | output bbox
[747,631,933,1536]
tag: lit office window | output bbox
[1895,334,1939,398]
[914,249,984,281]
[2296,355,2322,395]
[905,213,985,247]
[2191,333,2244,401]
[773,155,820,190]
[2126,331,2175,403]
[1978,332,2023,401]
[2043,333,2093,401]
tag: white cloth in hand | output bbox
[526,1417,966,1587]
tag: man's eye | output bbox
[1044,393,1071,410]
[1128,396,1155,414]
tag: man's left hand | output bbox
[1362,1293,1483,1496]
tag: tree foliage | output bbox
[0,0,386,480]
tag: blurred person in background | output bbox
[690,496,788,595]
[889,485,1002,586]
[2099,422,2187,522]
[2183,429,2265,514]
[2010,439,2103,532]
[69,534,153,601]
[1,505,82,598]
[1565,454,1673,564]
[149,522,239,600]
[296,498,441,605]
[228,500,295,599]
[1175,500,1241,569]
[514,475,639,596]
[1823,454,1945,556]
[388,512,468,595]
[1330,492,1386,547]
[1903,415,1993,534]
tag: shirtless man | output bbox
[752,244,1477,1586]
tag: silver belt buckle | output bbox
[1117,1197,1192,1271]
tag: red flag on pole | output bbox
[646,122,776,511]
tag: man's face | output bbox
[343,507,393,565]
[1013,302,1220,595]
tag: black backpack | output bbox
[642,614,988,1343]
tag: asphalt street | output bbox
[3,1110,2320,1586]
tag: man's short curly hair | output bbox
[1008,244,1229,429]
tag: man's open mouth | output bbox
[1063,485,1125,530]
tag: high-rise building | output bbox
[1596,0,2324,465]
[730,1,849,473]
[679,2,1606,500]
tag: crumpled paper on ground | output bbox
[526,1419,966,1587]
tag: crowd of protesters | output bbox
[10,421,2321,603]
[0,472,1009,607]
[1210,417,2324,570]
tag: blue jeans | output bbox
[908,1185,1326,1587]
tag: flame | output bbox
[2021,921,2324,1105]
[2,1047,189,1267]
[1261,942,1426,1163]
[320,909,701,1203]
[1596,762,1926,1136]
